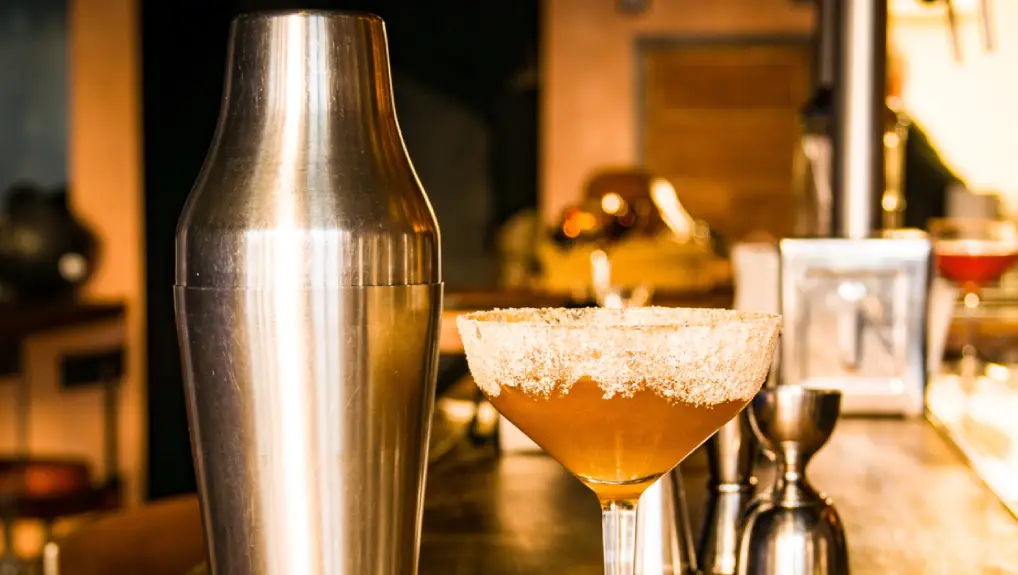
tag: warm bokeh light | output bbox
[601,192,624,214]
[882,193,902,212]
[563,219,580,238]
[648,178,694,243]
[561,208,599,238]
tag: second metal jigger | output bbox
[636,468,699,575]
[737,386,849,575]
[698,411,758,575]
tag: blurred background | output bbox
[0,0,1016,569]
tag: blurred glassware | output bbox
[539,168,720,297]
[0,183,99,303]
[791,91,910,237]
[930,218,1018,379]
[589,249,654,309]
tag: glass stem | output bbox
[600,499,638,575]
[961,288,980,382]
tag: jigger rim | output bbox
[234,9,384,24]
[750,384,844,446]
[757,384,843,401]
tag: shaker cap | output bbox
[175,11,441,288]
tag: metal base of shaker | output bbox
[175,284,442,575]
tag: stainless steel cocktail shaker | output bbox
[174,11,442,575]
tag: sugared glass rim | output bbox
[457,306,781,332]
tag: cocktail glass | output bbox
[929,218,1018,376]
[457,307,781,575]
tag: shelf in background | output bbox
[0,300,125,343]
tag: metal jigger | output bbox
[636,468,698,575]
[697,412,758,575]
[175,11,442,575]
[737,386,849,575]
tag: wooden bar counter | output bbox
[420,418,1018,574]
[53,408,1018,574]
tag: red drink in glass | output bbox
[934,240,1018,288]
[930,219,1018,376]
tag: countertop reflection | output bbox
[420,418,1018,574]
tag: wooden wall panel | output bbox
[640,41,811,240]
[69,0,144,506]
[542,0,814,224]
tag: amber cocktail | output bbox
[457,307,781,575]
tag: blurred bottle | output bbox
[792,91,910,237]
[881,96,911,230]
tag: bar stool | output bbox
[0,459,97,571]
[0,350,123,571]
[0,302,127,572]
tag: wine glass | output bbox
[930,218,1018,377]
[457,307,781,575]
